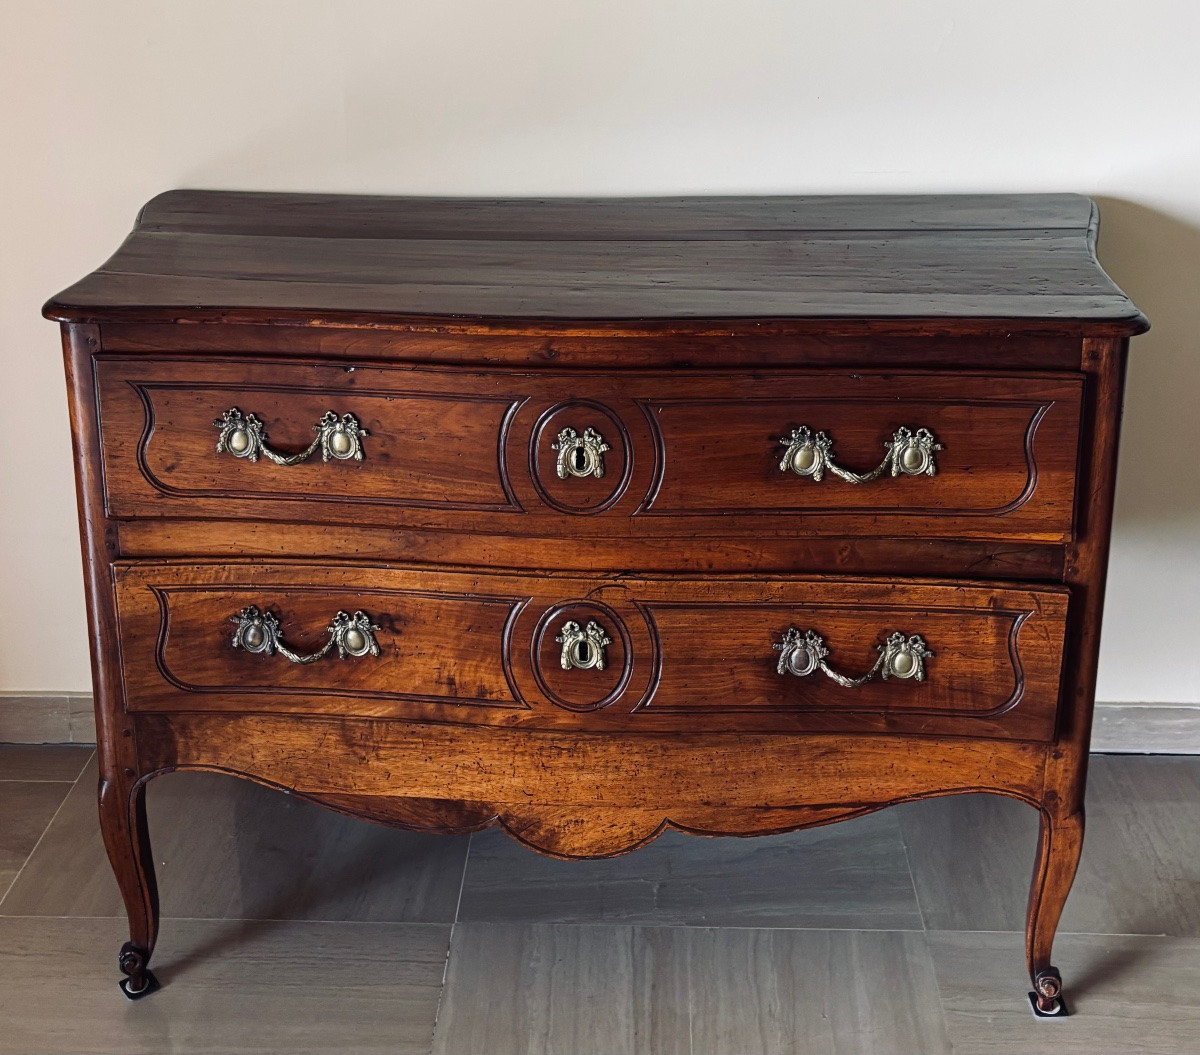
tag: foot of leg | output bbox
[1028,967,1068,1018]
[117,941,160,1000]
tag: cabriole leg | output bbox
[98,769,161,999]
[1025,804,1084,1018]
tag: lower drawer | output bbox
[113,561,1069,741]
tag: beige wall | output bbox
[1,0,1197,707]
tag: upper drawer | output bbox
[94,356,1083,541]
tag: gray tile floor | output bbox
[1,746,1199,1055]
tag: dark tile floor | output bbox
[2,745,1199,1054]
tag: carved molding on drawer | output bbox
[527,599,649,712]
[125,378,528,513]
[528,399,635,515]
[632,602,1037,723]
[142,584,533,712]
[632,394,1063,520]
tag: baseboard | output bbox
[1089,704,1200,754]
[1,694,1198,753]
[0,694,96,745]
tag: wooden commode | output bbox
[46,191,1146,1014]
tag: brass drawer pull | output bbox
[214,407,368,465]
[774,628,933,687]
[230,606,381,664]
[779,426,942,482]
[552,427,610,479]
[557,619,612,670]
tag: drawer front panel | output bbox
[99,366,523,513]
[96,357,1082,541]
[115,562,1069,742]
[643,395,1064,518]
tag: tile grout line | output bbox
[0,750,95,911]
[929,967,957,1054]
[897,813,931,933]
[430,831,473,1051]
[922,919,970,1053]
[0,913,505,930]
[0,908,1175,941]
[914,897,957,1052]
[686,926,696,1055]
[451,832,471,929]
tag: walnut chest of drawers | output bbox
[46,191,1146,1013]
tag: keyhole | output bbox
[573,447,588,472]
[572,640,594,667]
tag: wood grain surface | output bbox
[44,191,1147,333]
